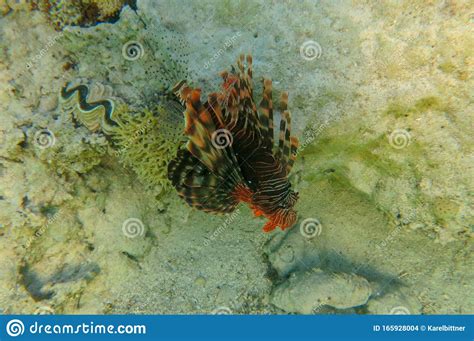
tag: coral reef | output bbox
[33,0,131,30]
[58,77,186,194]
[112,105,185,194]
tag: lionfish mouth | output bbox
[167,54,299,233]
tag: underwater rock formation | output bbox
[33,0,131,30]
[271,269,372,314]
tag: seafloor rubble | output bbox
[0,0,472,314]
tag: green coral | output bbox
[111,105,185,195]
[32,122,109,175]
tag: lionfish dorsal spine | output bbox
[181,87,243,186]
[258,78,274,151]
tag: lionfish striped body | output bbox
[168,55,299,232]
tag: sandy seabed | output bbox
[0,0,472,314]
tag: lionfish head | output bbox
[263,206,297,233]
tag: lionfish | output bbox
[168,55,299,232]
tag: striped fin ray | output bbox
[258,78,274,151]
[182,87,243,186]
[276,92,298,174]
[168,149,238,213]
[276,95,287,160]
[236,55,260,134]
[287,136,299,174]
[236,54,255,111]
[274,91,298,175]
[219,55,264,153]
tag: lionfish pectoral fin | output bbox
[253,208,264,217]
[181,88,242,186]
[168,149,238,213]
[262,220,278,233]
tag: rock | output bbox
[38,94,58,113]
[265,227,321,278]
[271,269,372,314]
[367,291,422,315]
